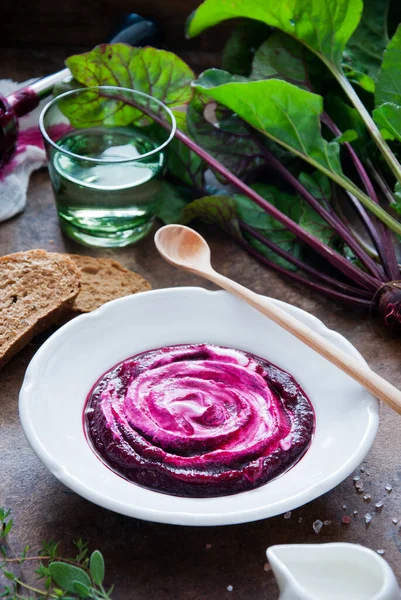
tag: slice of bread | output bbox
[68,255,151,313]
[0,250,81,369]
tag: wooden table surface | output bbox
[2,49,401,599]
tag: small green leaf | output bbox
[0,509,10,522]
[187,0,363,68]
[342,68,375,92]
[89,550,105,586]
[35,563,50,580]
[299,171,331,207]
[222,20,270,76]
[49,561,91,593]
[2,519,12,537]
[333,129,359,143]
[250,32,322,91]
[61,44,194,128]
[74,539,89,565]
[373,103,401,142]
[67,44,194,108]
[375,25,401,107]
[186,92,263,179]
[40,540,59,559]
[299,202,337,246]
[3,570,15,581]
[156,182,192,225]
[181,195,242,238]
[73,580,91,598]
[325,96,368,154]
[345,0,390,81]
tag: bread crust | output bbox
[0,250,151,369]
[68,254,151,313]
[0,250,81,369]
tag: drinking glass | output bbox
[39,86,176,247]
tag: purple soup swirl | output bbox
[84,344,315,497]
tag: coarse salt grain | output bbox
[342,504,347,510]
[324,520,331,526]
[284,511,292,520]
[385,484,393,493]
[375,501,384,512]
[377,549,386,556]
[363,494,372,502]
[227,585,233,592]
[364,513,373,524]
[353,475,360,482]
[313,520,323,534]
[355,482,364,493]
[393,518,398,525]
[263,562,271,572]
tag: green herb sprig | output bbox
[0,508,114,600]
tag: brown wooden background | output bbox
[4,3,401,599]
[0,0,228,54]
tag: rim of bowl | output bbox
[19,287,379,526]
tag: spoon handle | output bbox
[207,269,401,414]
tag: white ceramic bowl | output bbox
[19,287,379,526]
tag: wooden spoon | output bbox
[155,224,401,415]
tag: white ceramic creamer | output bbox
[267,543,400,600]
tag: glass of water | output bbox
[39,86,176,247]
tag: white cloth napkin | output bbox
[0,79,48,222]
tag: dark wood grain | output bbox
[1,50,401,599]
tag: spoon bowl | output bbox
[154,224,211,272]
